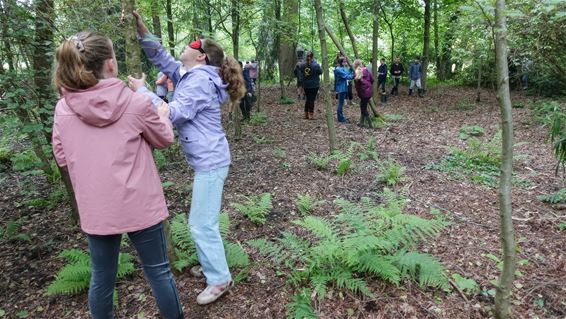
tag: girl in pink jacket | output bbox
[52,31,183,319]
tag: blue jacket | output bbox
[243,68,253,93]
[378,64,387,81]
[409,63,422,80]
[138,35,230,172]
[334,67,354,93]
[300,61,323,89]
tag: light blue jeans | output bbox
[189,165,231,285]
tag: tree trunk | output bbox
[378,3,394,62]
[476,54,482,102]
[231,0,240,60]
[337,0,358,59]
[122,0,142,78]
[166,0,175,56]
[371,0,379,106]
[313,0,337,152]
[434,0,441,80]
[422,0,431,92]
[151,0,162,43]
[494,0,516,318]
[0,2,15,73]
[33,0,80,223]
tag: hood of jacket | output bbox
[189,65,229,105]
[63,78,130,127]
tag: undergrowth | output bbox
[233,193,273,225]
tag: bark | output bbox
[122,0,142,77]
[0,2,15,72]
[422,0,431,92]
[494,0,516,318]
[476,54,482,102]
[337,0,358,59]
[371,0,379,104]
[231,0,240,60]
[313,0,337,152]
[434,0,441,79]
[151,0,162,43]
[379,4,394,62]
[166,0,175,56]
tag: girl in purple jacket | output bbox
[130,11,246,306]
[353,59,374,128]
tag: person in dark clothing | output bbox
[377,59,388,104]
[390,57,404,96]
[300,52,323,120]
[408,57,423,97]
[239,61,254,121]
[353,59,374,128]
[293,60,305,100]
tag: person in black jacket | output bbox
[377,59,388,103]
[390,57,404,96]
[239,61,254,121]
[300,52,323,120]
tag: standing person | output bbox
[377,58,388,103]
[248,60,258,85]
[293,59,305,100]
[334,57,354,124]
[155,71,168,101]
[52,31,183,319]
[390,57,404,96]
[239,61,254,121]
[156,72,175,102]
[132,11,246,305]
[408,57,423,97]
[300,51,323,120]
[353,59,374,128]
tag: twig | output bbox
[448,278,470,302]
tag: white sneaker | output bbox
[196,280,234,305]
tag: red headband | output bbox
[189,39,210,65]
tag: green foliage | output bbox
[537,189,566,204]
[275,147,287,158]
[280,97,295,105]
[307,153,332,170]
[383,113,405,122]
[286,288,317,319]
[336,158,352,176]
[1,219,31,242]
[46,249,134,299]
[458,125,485,140]
[454,99,475,111]
[170,212,250,272]
[377,159,408,186]
[10,150,42,172]
[233,193,273,225]
[249,191,449,309]
[451,273,479,295]
[252,135,275,144]
[250,112,268,125]
[295,194,324,216]
[153,149,166,170]
[558,220,566,231]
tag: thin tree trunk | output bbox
[0,2,15,72]
[337,0,358,59]
[476,55,482,102]
[494,0,516,318]
[422,0,431,92]
[379,3,394,62]
[434,0,441,80]
[231,0,240,60]
[371,0,379,108]
[151,0,162,43]
[313,0,337,152]
[122,0,142,77]
[166,0,175,56]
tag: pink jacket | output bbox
[52,78,174,235]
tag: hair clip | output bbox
[69,35,85,53]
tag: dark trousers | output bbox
[87,222,183,319]
[391,76,400,95]
[304,87,319,113]
[360,97,370,117]
[378,77,386,92]
[239,94,252,120]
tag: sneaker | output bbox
[190,265,204,278]
[197,280,234,305]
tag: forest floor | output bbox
[1,84,565,319]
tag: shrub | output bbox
[233,193,273,225]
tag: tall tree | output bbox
[422,0,431,93]
[277,0,299,99]
[371,0,379,104]
[313,0,337,152]
[434,0,440,79]
[231,0,240,60]
[337,0,358,59]
[166,0,175,56]
[494,0,516,317]
[150,0,162,43]
[122,0,142,77]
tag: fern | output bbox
[308,153,332,170]
[537,189,566,204]
[233,193,272,225]
[286,288,317,319]
[377,159,407,186]
[336,158,352,176]
[395,251,449,290]
[296,194,323,216]
[225,242,250,268]
[46,249,135,298]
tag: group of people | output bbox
[52,10,244,319]
[293,51,426,127]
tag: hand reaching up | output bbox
[127,73,147,91]
[132,10,150,37]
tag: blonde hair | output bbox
[53,32,114,95]
[353,59,364,81]
[202,38,246,104]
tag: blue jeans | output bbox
[189,165,231,285]
[87,222,183,319]
[337,92,347,123]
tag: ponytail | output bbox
[53,32,114,95]
[220,56,246,104]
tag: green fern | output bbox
[252,192,448,308]
[377,159,407,186]
[46,249,135,299]
[286,288,317,319]
[233,193,272,225]
[296,194,323,216]
[537,189,566,204]
[307,153,332,170]
[336,158,352,176]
